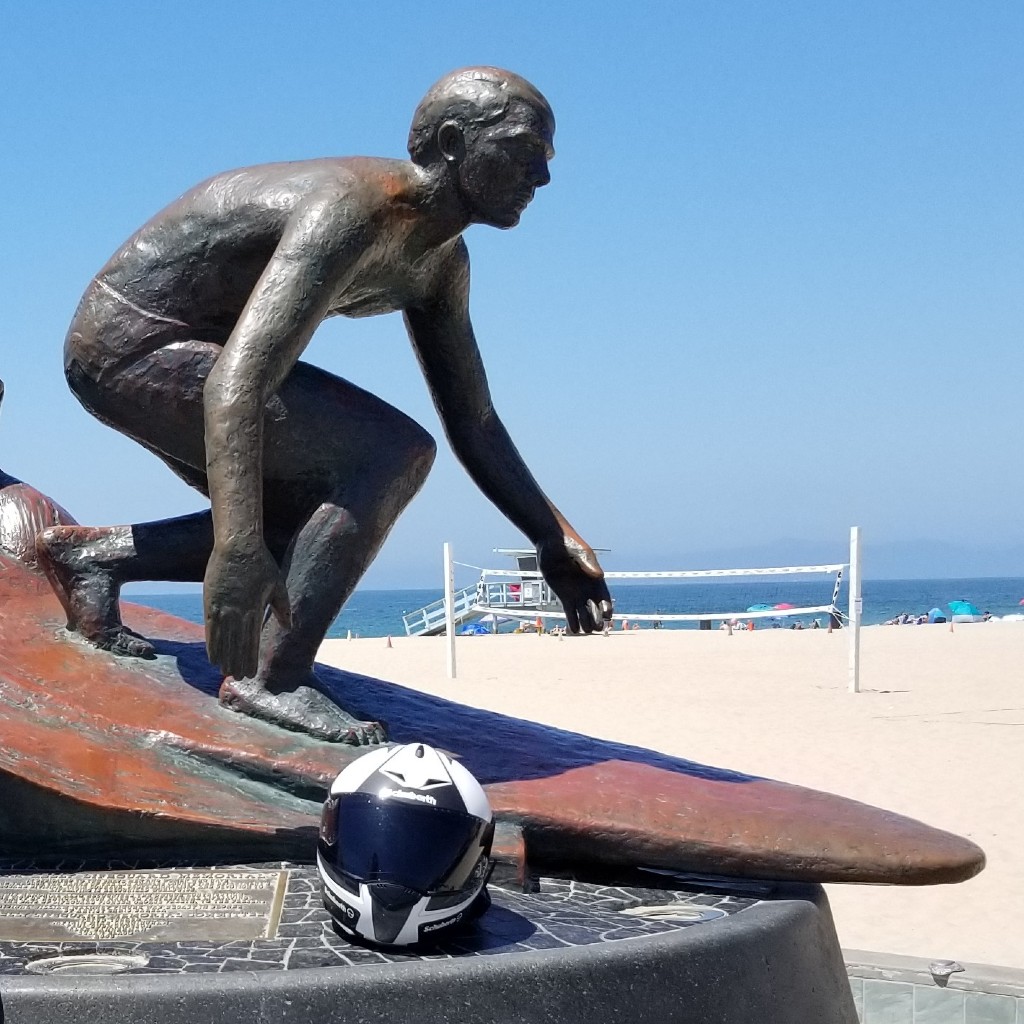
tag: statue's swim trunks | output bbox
[64,278,202,388]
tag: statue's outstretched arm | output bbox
[203,199,368,679]
[404,242,612,633]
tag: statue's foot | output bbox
[87,624,156,659]
[219,675,386,745]
[36,526,156,659]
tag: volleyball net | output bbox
[467,563,847,627]
[443,528,865,691]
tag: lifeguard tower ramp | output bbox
[402,586,479,637]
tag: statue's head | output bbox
[409,67,555,228]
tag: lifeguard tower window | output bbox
[516,553,540,603]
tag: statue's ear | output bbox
[437,120,465,165]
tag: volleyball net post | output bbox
[443,541,456,679]
[848,526,863,694]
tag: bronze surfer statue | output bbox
[38,67,613,744]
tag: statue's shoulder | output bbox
[161,157,393,216]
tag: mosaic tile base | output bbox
[0,865,762,975]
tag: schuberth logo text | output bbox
[378,786,437,806]
[422,911,463,933]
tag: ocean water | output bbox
[132,577,1024,639]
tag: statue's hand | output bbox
[537,535,613,634]
[204,539,291,680]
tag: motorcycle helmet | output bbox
[317,742,494,947]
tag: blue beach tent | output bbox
[927,607,946,624]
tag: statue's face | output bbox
[457,102,554,228]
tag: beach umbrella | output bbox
[948,600,982,618]
[1019,599,1024,606]
[774,603,795,610]
[746,604,775,612]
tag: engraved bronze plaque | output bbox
[0,869,287,942]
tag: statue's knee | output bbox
[64,352,91,402]
[36,523,74,557]
[418,430,438,472]
[404,428,436,486]
[381,418,435,487]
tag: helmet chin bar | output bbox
[320,853,490,948]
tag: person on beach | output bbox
[37,67,613,743]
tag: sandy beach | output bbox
[318,621,1023,969]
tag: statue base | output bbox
[0,867,856,1023]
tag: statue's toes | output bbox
[220,676,386,745]
[340,719,387,746]
[121,635,157,659]
[98,628,156,660]
[303,684,386,745]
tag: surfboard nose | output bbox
[486,759,986,886]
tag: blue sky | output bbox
[2,2,1021,587]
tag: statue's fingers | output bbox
[239,613,261,679]
[563,599,582,634]
[205,636,219,670]
[216,616,248,680]
[231,646,251,682]
[206,615,225,671]
[574,599,593,634]
[220,620,243,678]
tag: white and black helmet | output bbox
[317,742,494,947]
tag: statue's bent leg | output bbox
[61,319,434,741]
[220,361,437,744]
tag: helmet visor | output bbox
[330,793,491,894]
